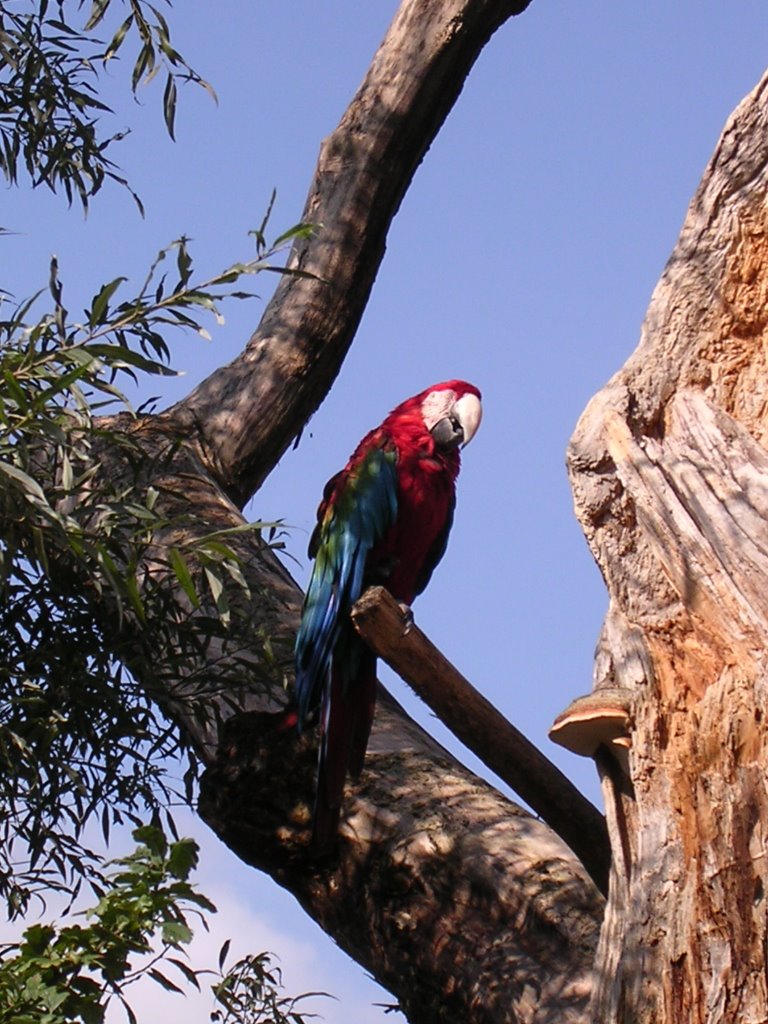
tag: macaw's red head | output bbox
[386,380,482,455]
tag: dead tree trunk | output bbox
[566,70,768,1023]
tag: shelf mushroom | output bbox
[549,687,633,776]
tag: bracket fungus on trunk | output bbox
[550,688,633,776]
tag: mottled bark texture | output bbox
[567,70,768,1023]
[84,2,609,1023]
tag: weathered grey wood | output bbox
[351,585,611,893]
[567,70,768,1023]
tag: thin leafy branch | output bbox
[0,0,215,208]
[212,946,327,1024]
[0,824,323,1024]
[0,5,333,1020]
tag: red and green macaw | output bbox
[294,380,482,848]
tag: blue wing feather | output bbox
[294,445,397,729]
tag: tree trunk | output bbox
[567,70,768,1023]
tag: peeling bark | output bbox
[567,70,768,1024]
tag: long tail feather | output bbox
[312,644,378,850]
[313,667,351,851]
[348,648,377,780]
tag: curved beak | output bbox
[454,392,482,448]
[428,391,483,450]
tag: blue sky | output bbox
[5,2,768,1021]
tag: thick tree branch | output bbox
[200,687,602,1024]
[167,0,531,506]
[101,437,603,1023]
[351,585,611,893]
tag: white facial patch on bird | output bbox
[420,389,457,432]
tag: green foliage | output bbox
[0,6,324,1019]
[0,226,308,914]
[212,946,325,1024]
[0,825,209,1024]
[0,0,214,208]
[0,825,321,1024]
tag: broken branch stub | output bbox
[351,585,611,894]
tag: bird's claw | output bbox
[398,602,414,635]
